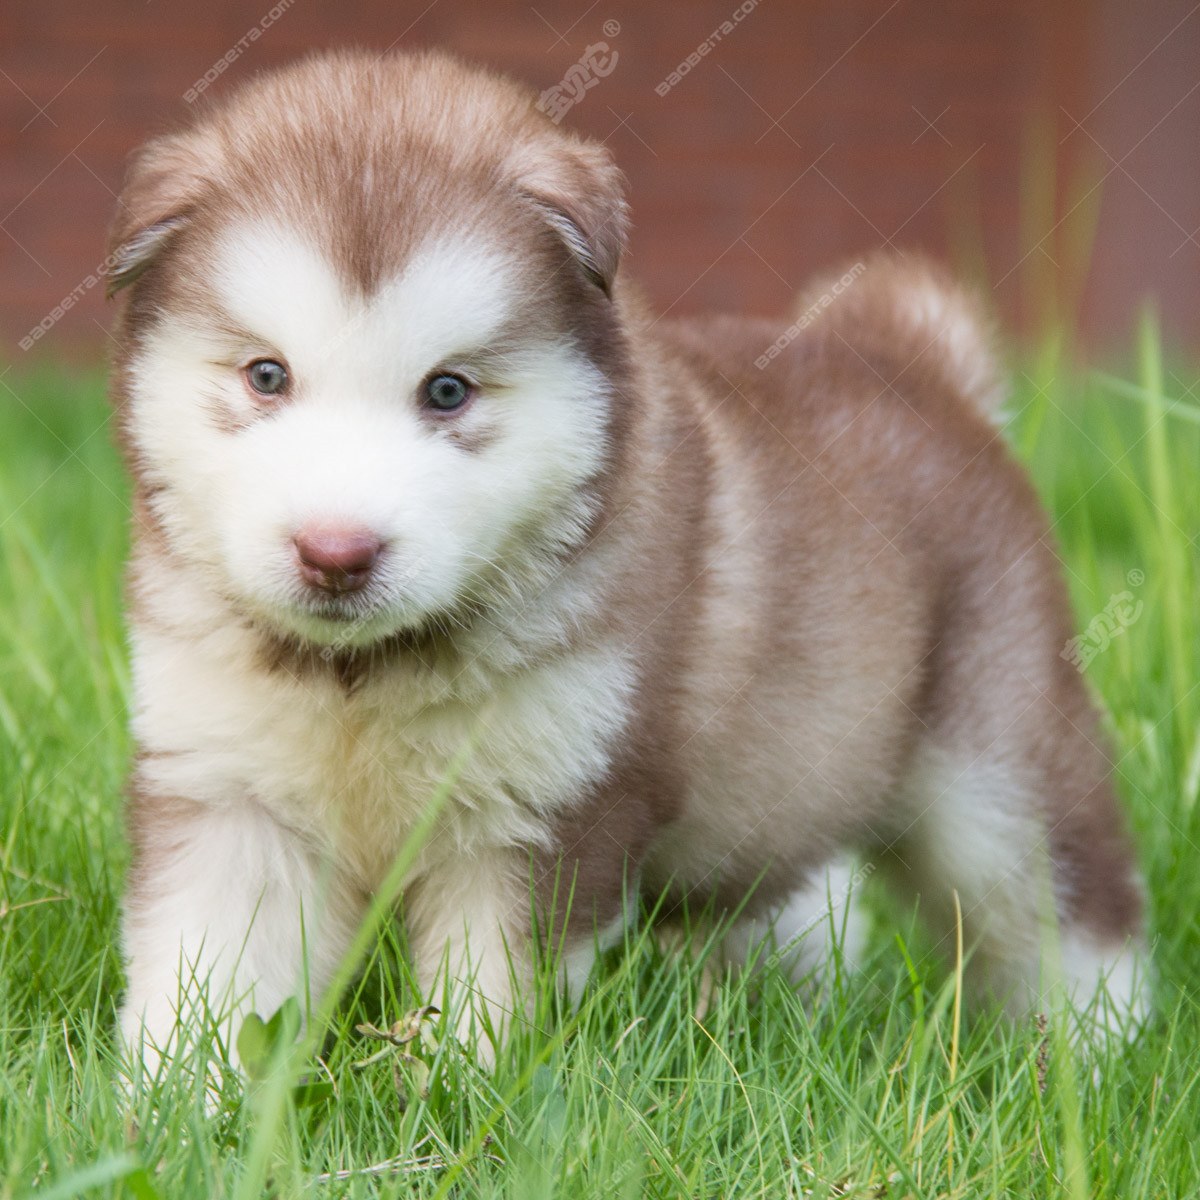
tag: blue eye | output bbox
[424,372,473,412]
[246,359,289,396]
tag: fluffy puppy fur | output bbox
[108,49,1147,1076]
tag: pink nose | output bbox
[293,524,383,594]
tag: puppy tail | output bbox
[795,252,1007,419]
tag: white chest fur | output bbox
[130,616,635,889]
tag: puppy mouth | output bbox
[300,593,376,622]
[289,589,401,640]
[244,584,404,649]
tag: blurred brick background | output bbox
[1,0,1198,360]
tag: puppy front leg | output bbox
[404,848,533,1058]
[120,795,362,1085]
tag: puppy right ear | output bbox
[106,132,216,298]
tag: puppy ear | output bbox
[106,132,216,298]
[516,139,628,296]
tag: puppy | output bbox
[108,49,1146,1077]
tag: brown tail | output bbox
[794,252,1006,418]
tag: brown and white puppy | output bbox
[108,49,1146,1077]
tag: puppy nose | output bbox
[293,524,382,594]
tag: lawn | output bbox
[1,335,1198,1199]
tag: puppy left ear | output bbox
[516,139,628,296]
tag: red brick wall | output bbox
[2,0,1198,358]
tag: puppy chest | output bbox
[134,641,636,885]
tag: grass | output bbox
[1,334,1199,1199]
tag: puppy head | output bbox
[109,50,630,649]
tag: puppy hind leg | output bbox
[882,751,1047,1006]
[884,746,1147,1036]
[1044,776,1149,1038]
[720,855,872,989]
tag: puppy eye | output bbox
[423,372,473,412]
[246,359,289,397]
